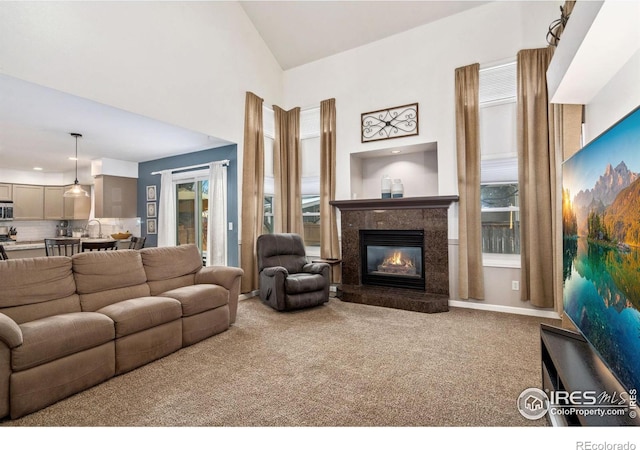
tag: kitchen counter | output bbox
[2,240,45,251]
[3,238,132,252]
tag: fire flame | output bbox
[383,251,414,267]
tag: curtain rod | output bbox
[150,159,229,175]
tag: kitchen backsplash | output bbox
[9,218,141,241]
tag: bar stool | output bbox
[44,238,81,256]
[82,240,118,252]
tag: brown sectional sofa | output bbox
[0,244,243,420]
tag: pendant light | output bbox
[64,132,90,198]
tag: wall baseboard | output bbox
[448,299,561,319]
[240,291,560,320]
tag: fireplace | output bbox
[331,196,458,314]
[360,230,425,290]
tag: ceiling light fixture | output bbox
[64,133,90,198]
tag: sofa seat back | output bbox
[0,257,80,324]
[140,245,203,295]
[72,250,150,312]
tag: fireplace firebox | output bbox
[360,229,425,290]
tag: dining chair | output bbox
[128,236,146,250]
[44,238,82,256]
[82,240,118,252]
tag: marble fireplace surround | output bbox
[331,196,458,313]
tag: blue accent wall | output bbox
[137,144,239,267]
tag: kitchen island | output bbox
[2,237,133,258]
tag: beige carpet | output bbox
[2,297,559,427]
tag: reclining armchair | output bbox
[257,233,330,311]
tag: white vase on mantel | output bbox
[391,179,404,198]
[381,175,392,199]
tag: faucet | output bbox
[86,219,102,238]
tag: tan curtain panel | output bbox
[455,63,484,300]
[240,92,265,293]
[517,48,556,308]
[320,98,341,283]
[552,103,583,316]
[273,106,303,236]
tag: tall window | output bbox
[300,109,321,249]
[263,107,275,235]
[479,61,520,262]
[262,106,321,250]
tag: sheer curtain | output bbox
[455,63,484,300]
[207,162,227,266]
[273,105,303,235]
[157,170,176,247]
[240,92,265,293]
[320,98,341,282]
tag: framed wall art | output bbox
[146,219,157,235]
[361,103,419,143]
[146,185,157,201]
[146,202,157,218]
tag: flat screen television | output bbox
[562,105,640,395]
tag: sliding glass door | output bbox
[176,178,209,255]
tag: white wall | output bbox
[0,1,284,202]
[584,50,640,143]
[284,1,561,204]
[356,151,438,199]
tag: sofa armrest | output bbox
[195,266,244,324]
[196,266,244,291]
[0,312,23,349]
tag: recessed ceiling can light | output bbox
[33,167,43,171]
[391,150,401,154]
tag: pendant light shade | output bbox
[64,133,90,198]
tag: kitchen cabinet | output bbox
[0,183,12,201]
[94,175,137,218]
[44,186,64,220]
[63,185,91,220]
[12,184,44,220]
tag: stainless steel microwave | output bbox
[0,201,14,221]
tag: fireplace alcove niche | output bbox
[331,196,458,313]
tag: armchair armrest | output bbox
[302,262,330,276]
[0,312,23,349]
[262,266,289,277]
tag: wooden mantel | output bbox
[330,195,459,211]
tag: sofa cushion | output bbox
[159,284,228,317]
[285,273,326,294]
[0,257,80,324]
[97,297,182,338]
[72,250,151,311]
[140,244,202,282]
[12,312,115,372]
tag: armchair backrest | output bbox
[257,233,307,274]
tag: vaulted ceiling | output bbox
[0,1,489,174]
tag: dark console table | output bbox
[540,323,639,426]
